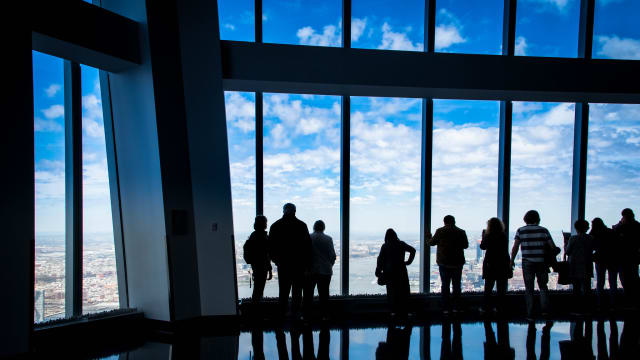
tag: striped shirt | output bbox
[515,225,553,263]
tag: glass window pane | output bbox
[510,101,574,291]
[81,66,119,314]
[218,0,255,41]
[350,96,422,294]
[263,93,341,296]
[515,0,580,57]
[431,100,500,293]
[352,0,424,51]
[33,51,66,322]
[586,103,640,289]
[225,91,257,300]
[435,0,503,54]
[263,0,342,47]
[593,0,640,60]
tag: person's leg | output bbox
[572,279,583,313]
[386,281,397,315]
[278,269,292,317]
[484,278,496,311]
[496,278,508,313]
[291,272,305,318]
[596,263,606,310]
[522,262,536,317]
[318,275,330,317]
[252,269,267,303]
[536,264,550,314]
[451,266,462,311]
[609,266,619,309]
[440,266,452,312]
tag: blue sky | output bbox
[33,0,640,238]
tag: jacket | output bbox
[480,231,511,280]
[268,214,312,271]
[429,225,469,267]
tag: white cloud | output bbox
[42,104,64,119]
[225,92,255,132]
[351,18,367,42]
[523,0,570,11]
[297,24,340,47]
[434,24,465,51]
[377,23,423,51]
[529,102,575,126]
[596,35,640,60]
[34,117,62,132]
[515,36,528,56]
[82,94,104,138]
[45,84,61,97]
[223,23,235,31]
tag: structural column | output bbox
[497,0,517,231]
[64,61,83,318]
[255,0,264,216]
[571,0,595,232]
[419,0,435,293]
[340,0,352,296]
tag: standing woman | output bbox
[243,215,272,303]
[480,217,511,313]
[375,229,416,319]
[590,217,619,311]
[566,219,595,314]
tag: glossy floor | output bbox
[102,319,638,359]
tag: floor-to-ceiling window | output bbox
[515,0,580,57]
[593,0,640,60]
[434,0,503,54]
[431,100,500,293]
[350,96,422,294]
[264,0,342,47]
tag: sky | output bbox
[32,0,640,239]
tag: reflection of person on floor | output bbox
[276,329,289,360]
[597,319,620,360]
[620,319,640,359]
[559,320,593,359]
[526,321,554,360]
[301,326,331,360]
[484,320,515,359]
[251,328,266,360]
[376,325,413,360]
[439,321,462,360]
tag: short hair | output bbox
[283,203,296,215]
[313,220,325,232]
[622,208,635,219]
[444,215,455,225]
[254,215,267,230]
[523,210,540,225]
[574,219,589,233]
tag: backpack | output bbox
[243,236,257,265]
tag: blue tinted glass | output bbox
[218,0,255,41]
[593,0,640,59]
[352,0,424,51]
[263,0,342,46]
[515,0,580,57]
[435,0,503,54]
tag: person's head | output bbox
[523,210,540,225]
[591,217,606,232]
[313,220,325,233]
[621,208,635,224]
[254,215,267,231]
[384,228,399,243]
[486,217,505,235]
[443,215,455,226]
[574,219,590,234]
[283,203,296,216]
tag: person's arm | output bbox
[375,245,385,277]
[329,236,337,265]
[461,230,469,249]
[429,229,440,246]
[510,238,521,268]
[404,242,416,266]
[566,236,575,256]
[480,230,488,250]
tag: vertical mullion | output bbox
[255,0,263,216]
[255,0,262,44]
[340,0,351,296]
[498,0,516,231]
[64,61,83,317]
[420,0,435,294]
[571,0,595,232]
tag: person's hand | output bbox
[425,232,432,239]
[510,260,515,269]
[267,270,273,280]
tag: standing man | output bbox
[613,208,640,308]
[428,215,469,314]
[510,210,558,319]
[308,220,336,319]
[269,203,312,320]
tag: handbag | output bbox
[377,271,387,286]
[556,259,571,285]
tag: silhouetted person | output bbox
[560,320,593,360]
[511,210,558,318]
[269,203,312,319]
[591,217,619,311]
[440,321,462,360]
[480,217,511,313]
[527,321,554,360]
[243,215,272,304]
[566,219,595,314]
[376,325,413,360]
[613,208,640,308]
[251,328,266,360]
[427,215,469,314]
[376,229,416,319]
[484,320,515,359]
[307,220,336,319]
